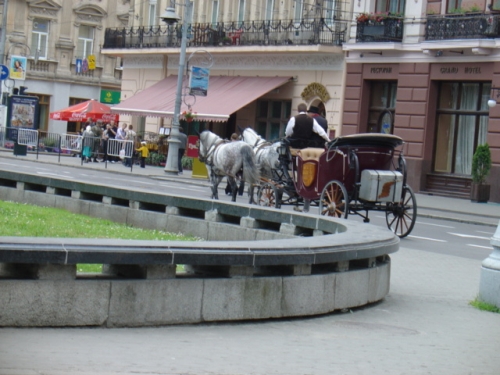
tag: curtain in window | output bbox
[454,84,478,174]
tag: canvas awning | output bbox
[111,75,292,122]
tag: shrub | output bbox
[471,143,491,184]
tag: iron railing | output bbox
[356,18,404,42]
[103,18,348,49]
[426,13,500,40]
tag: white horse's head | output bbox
[241,128,261,147]
[198,130,220,162]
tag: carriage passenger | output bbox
[285,103,330,149]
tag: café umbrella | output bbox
[49,99,119,122]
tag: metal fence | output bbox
[103,17,349,49]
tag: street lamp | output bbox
[160,1,191,175]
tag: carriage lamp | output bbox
[277,143,288,156]
[488,87,500,108]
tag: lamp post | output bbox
[160,1,191,175]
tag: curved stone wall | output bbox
[0,170,399,327]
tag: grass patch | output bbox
[0,200,200,274]
[469,297,500,313]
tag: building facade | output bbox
[102,0,350,139]
[0,0,124,134]
[343,0,500,202]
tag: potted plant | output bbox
[470,143,491,203]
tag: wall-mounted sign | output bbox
[100,90,121,104]
[189,66,210,97]
[9,55,27,81]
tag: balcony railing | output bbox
[103,19,348,50]
[426,13,500,40]
[356,18,404,42]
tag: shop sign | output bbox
[100,90,121,104]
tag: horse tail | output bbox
[241,145,260,185]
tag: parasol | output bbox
[49,99,119,122]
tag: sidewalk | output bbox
[2,149,500,226]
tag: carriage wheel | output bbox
[385,185,417,238]
[319,180,349,218]
[257,182,281,208]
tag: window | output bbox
[148,0,157,26]
[238,0,245,23]
[434,82,490,175]
[375,0,406,14]
[447,0,462,13]
[294,0,303,22]
[256,100,292,141]
[211,1,219,25]
[31,19,49,60]
[76,25,94,59]
[367,81,397,133]
[324,0,334,24]
[265,0,274,21]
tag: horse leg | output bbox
[228,176,238,202]
[210,170,219,199]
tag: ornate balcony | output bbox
[102,19,348,50]
[426,13,500,40]
[356,17,404,43]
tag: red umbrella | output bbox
[49,99,119,122]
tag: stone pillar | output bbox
[479,221,500,308]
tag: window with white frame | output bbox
[324,0,334,24]
[76,25,94,59]
[148,0,157,26]
[211,1,219,25]
[294,0,303,22]
[238,0,245,22]
[31,19,49,60]
[265,0,274,20]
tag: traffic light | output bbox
[19,86,28,95]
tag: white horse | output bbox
[240,127,280,180]
[198,130,260,203]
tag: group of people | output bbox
[80,120,150,168]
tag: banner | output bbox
[8,95,39,129]
[189,66,209,97]
[9,56,27,80]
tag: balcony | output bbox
[356,17,404,43]
[102,19,348,50]
[426,13,500,41]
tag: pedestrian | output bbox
[225,133,245,196]
[177,127,188,175]
[102,123,116,162]
[90,121,103,162]
[82,125,94,163]
[136,141,150,168]
[285,103,330,149]
[124,124,136,167]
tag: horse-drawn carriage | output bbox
[254,133,417,238]
[198,129,417,238]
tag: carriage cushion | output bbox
[297,148,324,162]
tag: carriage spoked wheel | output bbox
[257,182,281,208]
[385,185,417,238]
[319,180,349,218]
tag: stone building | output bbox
[0,0,124,134]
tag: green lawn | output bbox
[0,200,199,273]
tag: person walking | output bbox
[177,127,188,175]
[135,141,150,168]
[124,124,136,167]
[285,103,329,148]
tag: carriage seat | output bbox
[297,148,324,162]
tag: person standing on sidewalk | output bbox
[135,141,149,168]
[124,124,136,167]
[177,127,188,175]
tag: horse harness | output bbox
[203,138,227,167]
